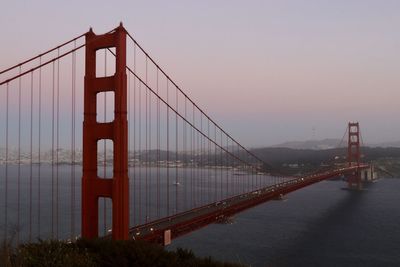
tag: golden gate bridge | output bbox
[0,23,372,246]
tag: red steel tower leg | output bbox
[82,24,129,240]
[347,122,361,189]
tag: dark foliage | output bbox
[1,239,244,267]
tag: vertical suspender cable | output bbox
[240,145,243,193]
[239,144,242,194]
[4,83,9,241]
[246,155,249,191]
[256,159,259,189]
[29,71,34,242]
[148,59,152,221]
[244,152,247,191]
[200,113,203,204]
[166,79,170,216]
[214,125,217,201]
[56,48,60,239]
[255,157,257,190]
[156,69,160,218]
[145,57,148,223]
[73,44,76,238]
[255,159,258,189]
[138,81,142,224]
[236,143,239,195]
[51,61,55,239]
[207,121,210,203]
[212,127,215,201]
[193,111,196,206]
[226,135,229,198]
[212,124,215,200]
[230,139,233,195]
[236,142,239,194]
[196,113,200,205]
[211,124,214,201]
[220,130,223,199]
[235,143,239,194]
[194,110,197,206]
[71,44,76,239]
[70,46,74,240]
[234,143,237,195]
[253,155,255,190]
[252,155,254,190]
[193,106,197,206]
[175,86,178,213]
[128,70,131,225]
[17,66,21,245]
[250,155,252,190]
[203,118,206,202]
[200,114,208,204]
[191,105,194,208]
[38,57,42,239]
[233,143,235,193]
[183,97,187,211]
[133,43,137,225]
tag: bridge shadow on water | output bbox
[167,179,400,267]
[268,182,389,267]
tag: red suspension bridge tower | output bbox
[347,122,362,189]
[82,24,129,240]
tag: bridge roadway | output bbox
[130,165,368,245]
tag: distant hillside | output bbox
[251,147,344,165]
[271,138,343,150]
[270,139,400,150]
[252,146,400,165]
[250,146,400,175]
[369,141,400,148]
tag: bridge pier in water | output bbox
[360,165,378,182]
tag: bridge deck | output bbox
[130,165,368,244]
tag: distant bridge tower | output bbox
[347,122,361,189]
[82,24,129,240]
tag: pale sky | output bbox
[1,0,399,147]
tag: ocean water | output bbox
[168,178,400,267]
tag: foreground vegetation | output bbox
[0,239,244,267]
